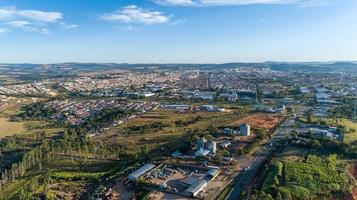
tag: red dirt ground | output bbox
[229,113,281,132]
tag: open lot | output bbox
[0,117,26,138]
[95,109,245,152]
[0,118,62,138]
[228,113,281,132]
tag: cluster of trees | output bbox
[329,98,356,119]
[11,102,56,122]
[292,132,357,158]
[0,144,46,198]
[174,116,202,127]
[81,107,132,131]
[125,122,168,134]
[241,129,268,155]
[0,128,134,197]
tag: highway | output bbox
[225,117,294,200]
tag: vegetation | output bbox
[329,97,356,119]
[253,150,355,200]
[0,118,25,138]
[11,102,56,122]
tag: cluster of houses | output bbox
[45,100,159,127]
[0,82,56,96]
[161,104,226,112]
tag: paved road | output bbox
[225,117,294,200]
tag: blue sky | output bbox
[0,0,356,63]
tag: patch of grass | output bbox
[101,109,244,151]
[0,117,26,138]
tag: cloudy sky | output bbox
[0,0,356,63]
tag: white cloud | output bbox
[6,20,30,27]
[0,27,8,34]
[0,6,76,34]
[0,7,62,22]
[60,22,79,29]
[170,19,187,26]
[23,26,50,34]
[154,0,330,6]
[155,0,196,5]
[101,5,171,25]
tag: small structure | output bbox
[219,93,238,102]
[199,105,214,111]
[240,124,251,136]
[223,128,236,135]
[206,140,217,154]
[128,164,155,181]
[206,168,221,179]
[171,150,182,157]
[220,141,231,148]
[195,148,210,157]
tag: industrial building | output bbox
[128,164,155,181]
[184,168,222,197]
[185,179,208,197]
[195,138,217,157]
[161,104,190,110]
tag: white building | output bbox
[206,140,217,154]
[240,124,251,136]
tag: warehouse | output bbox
[129,164,155,181]
[185,179,208,197]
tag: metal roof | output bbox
[129,164,155,180]
[185,179,208,195]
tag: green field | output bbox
[335,119,357,143]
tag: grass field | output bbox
[0,118,62,138]
[96,109,249,153]
[0,117,26,138]
[336,119,357,143]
